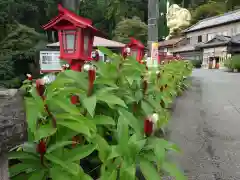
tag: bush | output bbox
[191,60,202,68]
[231,55,240,71]
[9,48,192,180]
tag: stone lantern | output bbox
[0,89,27,180]
[42,4,104,71]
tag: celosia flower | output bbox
[144,117,153,136]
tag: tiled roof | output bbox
[158,37,183,47]
[46,36,125,48]
[184,9,240,32]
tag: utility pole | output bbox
[148,0,159,55]
[61,0,79,13]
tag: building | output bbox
[159,9,240,68]
[39,36,125,73]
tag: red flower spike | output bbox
[36,79,45,99]
[88,68,96,96]
[143,80,148,95]
[144,118,153,136]
[71,95,79,105]
[37,139,46,165]
[26,74,33,81]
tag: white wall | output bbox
[186,21,240,45]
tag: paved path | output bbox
[168,69,240,180]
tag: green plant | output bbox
[9,48,192,180]
[230,55,240,71]
[191,60,202,68]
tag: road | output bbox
[166,69,240,180]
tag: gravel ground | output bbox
[166,69,240,180]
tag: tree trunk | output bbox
[61,0,80,13]
[0,155,9,180]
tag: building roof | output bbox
[158,37,183,47]
[127,38,145,49]
[184,9,240,33]
[46,36,125,48]
[230,34,240,44]
[196,35,231,49]
[171,45,195,53]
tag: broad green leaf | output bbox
[51,96,80,115]
[92,134,110,162]
[50,166,72,180]
[92,115,115,125]
[141,100,154,115]
[10,163,41,177]
[119,162,136,180]
[45,154,80,176]
[107,145,120,160]
[117,115,129,153]
[63,70,88,91]
[139,159,160,180]
[57,120,91,137]
[25,97,39,134]
[34,124,57,141]
[55,113,96,132]
[63,144,96,162]
[47,141,74,153]
[162,162,186,180]
[118,108,142,136]
[97,94,127,108]
[28,169,46,180]
[8,151,38,161]
[82,95,96,117]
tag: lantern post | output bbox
[42,4,104,72]
[123,38,145,62]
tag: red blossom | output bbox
[144,118,153,136]
[88,68,96,96]
[36,79,45,99]
[37,139,46,165]
[71,95,80,105]
[26,74,33,81]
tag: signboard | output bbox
[40,51,63,73]
[150,42,159,67]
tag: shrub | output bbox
[191,60,202,68]
[9,48,192,180]
[230,55,240,71]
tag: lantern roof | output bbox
[127,38,145,49]
[42,4,103,36]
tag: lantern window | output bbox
[62,30,77,53]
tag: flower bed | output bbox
[8,47,193,180]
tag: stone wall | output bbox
[0,88,27,180]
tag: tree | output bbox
[190,1,226,25]
[113,17,147,44]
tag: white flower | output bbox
[151,113,159,124]
[42,74,56,84]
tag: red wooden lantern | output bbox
[123,38,145,62]
[42,4,104,71]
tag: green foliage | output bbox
[113,17,147,44]
[225,55,240,71]
[191,60,202,68]
[0,22,46,86]
[9,49,192,179]
[190,1,226,25]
